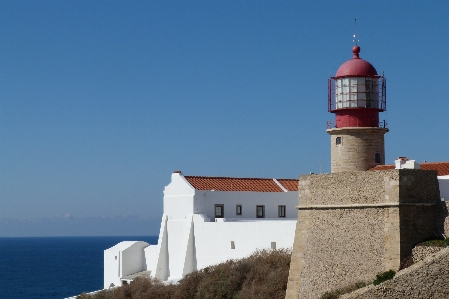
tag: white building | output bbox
[104,162,449,289]
[104,171,299,288]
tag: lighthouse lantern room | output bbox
[327,45,389,173]
[328,45,386,128]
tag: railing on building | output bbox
[327,119,388,129]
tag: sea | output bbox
[0,236,158,299]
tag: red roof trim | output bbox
[277,179,300,191]
[370,162,449,176]
[184,176,298,192]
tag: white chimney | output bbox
[394,157,420,170]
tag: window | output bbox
[256,205,265,218]
[215,204,224,218]
[375,153,381,163]
[236,204,242,215]
[336,137,342,145]
[278,205,286,218]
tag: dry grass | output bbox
[77,249,291,299]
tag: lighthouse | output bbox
[327,45,388,173]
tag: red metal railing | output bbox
[327,119,388,129]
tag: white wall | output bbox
[192,215,296,272]
[145,214,169,280]
[193,190,297,220]
[142,214,297,281]
[166,219,190,279]
[104,243,123,289]
[104,241,149,289]
[438,176,449,201]
[163,173,195,220]
[122,241,148,277]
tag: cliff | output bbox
[341,247,449,299]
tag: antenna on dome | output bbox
[353,19,359,45]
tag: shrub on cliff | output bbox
[76,277,177,299]
[373,270,396,286]
[179,249,291,299]
[444,237,449,247]
[419,238,447,247]
[78,249,291,299]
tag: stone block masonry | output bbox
[327,127,388,173]
[285,169,443,299]
[432,200,449,241]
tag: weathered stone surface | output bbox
[341,247,449,299]
[285,169,445,299]
[409,246,444,264]
[327,127,388,173]
[401,245,444,269]
[436,201,449,237]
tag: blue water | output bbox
[0,236,158,299]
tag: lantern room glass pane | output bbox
[335,77,380,109]
[357,84,365,92]
[350,78,357,92]
[350,93,357,107]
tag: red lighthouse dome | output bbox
[326,43,388,173]
[335,46,378,77]
[328,45,386,128]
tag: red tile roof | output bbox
[184,176,298,192]
[370,162,449,176]
[277,179,299,191]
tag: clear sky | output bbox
[1,1,448,237]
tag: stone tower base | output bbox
[285,169,446,299]
[327,127,388,173]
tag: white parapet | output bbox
[104,241,149,289]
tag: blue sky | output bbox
[1,1,448,237]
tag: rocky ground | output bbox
[340,246,449,299]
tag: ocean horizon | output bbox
[0,236,158,299]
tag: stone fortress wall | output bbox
[437,201,449,237]
[285,169,446,299]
